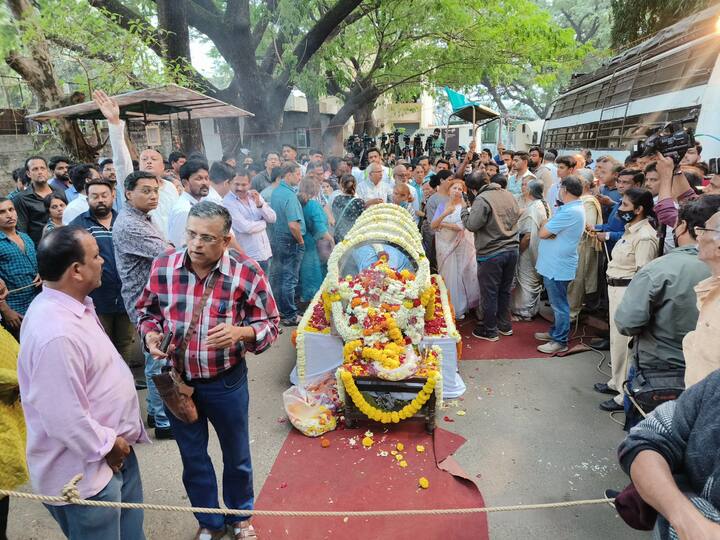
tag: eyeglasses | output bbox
[186,230,221,244]
[694,226,720,237]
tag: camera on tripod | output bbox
[630,110,698,165]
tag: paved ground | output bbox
[8,329,648,539]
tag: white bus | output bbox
[541,5,720,164]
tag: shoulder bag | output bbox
[151,272,219,424]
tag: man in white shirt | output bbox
[224,172,276,272]
[357,162,393,206]
[166,160,210,247]
[62,164,102,224]
[364,148,393,184]
[93,90,179,239]
[207,161,235,203]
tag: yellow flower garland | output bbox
[340,369,437,424]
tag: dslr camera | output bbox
[631,111,697,165]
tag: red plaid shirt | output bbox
[136,248,280,380]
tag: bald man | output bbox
[94,90,179,240]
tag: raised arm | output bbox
[93,90,133,188]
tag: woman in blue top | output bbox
[298,176,335,302]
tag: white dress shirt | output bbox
[223,192,276,262]
[356,178,394,204]
[62,194,89,225]
[166,191,200,248]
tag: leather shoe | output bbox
[146,414,156,428]
[599,398,623,412]
[154,426,174,440]
[589,337,610,350]
[593,383,619,395]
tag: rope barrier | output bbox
[0,475,616,516]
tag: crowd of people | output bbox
[2,86,720,540]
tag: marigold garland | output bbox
[340,369,438,424]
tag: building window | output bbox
[296,128,308,149]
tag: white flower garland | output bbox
[296,288,324,386]
[433,274,460,341]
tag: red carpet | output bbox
[254,424,488,540]
[458,317,599,360]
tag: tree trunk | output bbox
[306,95,323,151]
[322,85,380,155]
[352,99,376,137]
[5,0,97,161]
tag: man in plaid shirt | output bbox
[137,201,279,540]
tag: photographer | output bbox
[425,128,445,161]
[654,153,698,228]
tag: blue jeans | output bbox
[144,350,170,429]
[543,276,571,345]
[46,450,144,540]
[269,236,304,320]
[476,249,519,335]
[258,257,271,274]
[166,362,253,530]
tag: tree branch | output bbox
[88,0,165,58]
[278,0,363,87]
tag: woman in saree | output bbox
[511,179,550,320]
[431,179,480,320]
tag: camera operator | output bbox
[425,128,445,161]
[654,153,698,229]
[680,142,702,167]
[614,196,720,425]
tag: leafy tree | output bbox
[610,0,715,48]
[89,0,365,150]
[0,0,174,159]
[316,0,588,150]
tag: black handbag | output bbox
[626,368,685,414]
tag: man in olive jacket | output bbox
[461,171,521,342]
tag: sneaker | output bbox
[534,332,553,342]
[537,341,568,354]
[472,327,499,342]
[154,426,174,440]
[498,326,513,336]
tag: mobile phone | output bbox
[160,332,174,353]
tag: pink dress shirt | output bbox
[18,287,148,503]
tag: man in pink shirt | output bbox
[18,226,149,539]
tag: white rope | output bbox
[0,474,616,517]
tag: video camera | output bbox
[630,111,698,165]
[344,133,377,168]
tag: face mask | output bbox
[617,209,635,223]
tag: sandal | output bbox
[231,520,258,539]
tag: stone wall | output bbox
[0,134,64,195]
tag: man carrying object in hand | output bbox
[137,201,279,540]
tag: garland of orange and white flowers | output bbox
[433,275,460,341]
[339,368,438,424]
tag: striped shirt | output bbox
[69,210,125,314]
[136,248,280,380]
[0,230,39,314]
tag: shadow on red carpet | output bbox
[458,317,599,360]
[254,423,488,540]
